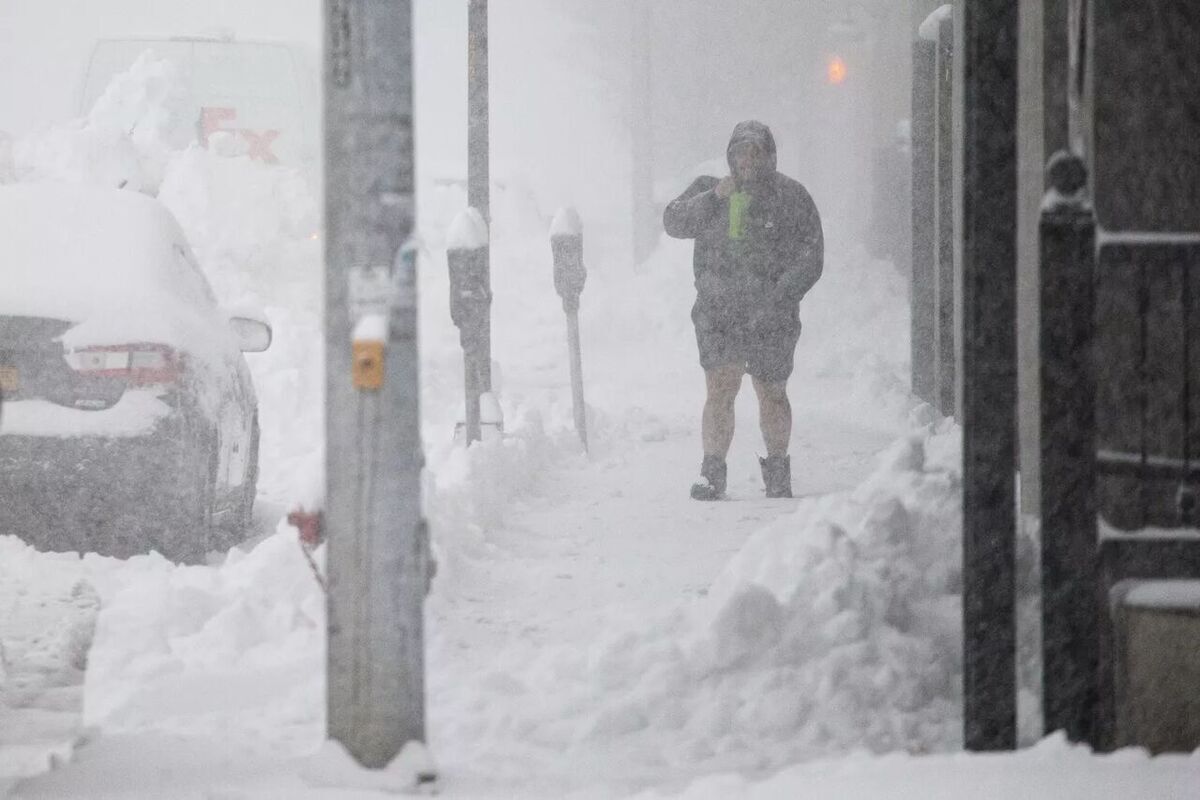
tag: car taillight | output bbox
[64,344,181,387]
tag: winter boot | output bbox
[690,455,727,501]
[759,455,793,498]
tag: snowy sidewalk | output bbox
[431,374,898,656]
[0,549,100,791]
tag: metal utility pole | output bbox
[631,0,656,268]
[934,14,955,419]
[961,0,1019,752]
[324,0,430,770]
[468,0,492,391]
[910,32,937,405]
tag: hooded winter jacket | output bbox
[663,121,823,332]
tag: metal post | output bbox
[550,208,588,451]
[447,208,491,445]
[1043,0,1070,159]
[911,36,937,405]
[961,0,1019,752]
[324,0,430,770]
[468,0,492,391]
[1039,151,1099,745]
[935,15,955,417]
[631,0,656,268]
[468,0,489,223]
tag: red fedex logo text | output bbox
[200,107,281,164]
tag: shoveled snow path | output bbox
[442,384,894,649]
[426,375,900,795]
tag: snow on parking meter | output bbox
[550,207,586,312]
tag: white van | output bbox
[80,35,317,168]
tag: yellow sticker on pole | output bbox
[351,314,388,391]
[352,341,385,390]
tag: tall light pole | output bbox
[324,0,430,769]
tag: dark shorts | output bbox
[692,301,801,383]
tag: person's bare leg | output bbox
[751,377,791,457]
[703,364,745,457]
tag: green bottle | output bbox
[728,190,750,241]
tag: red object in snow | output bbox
[288,509,324,547]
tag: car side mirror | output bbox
[229,315,272,353]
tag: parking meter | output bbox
[550,207,588,450]
[550,207,586,313]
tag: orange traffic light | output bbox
[827,55,848,85]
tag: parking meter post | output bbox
[462,345,482,445]
[324,0,430,773]
[1039,150,1099,746]
[550,208,587,451]
[565,306,587,451]
[447,208,491,445]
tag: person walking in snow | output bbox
[663,120,823,500]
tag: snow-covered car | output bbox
[0,184,270,562]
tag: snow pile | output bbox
[427,407,578,575]
[0,538,102,783]
[301,739,436,793]
[13,52,195,193]
[433,423,963,782]
[681,426,963,757]
[156,141,319,305]
[81,527,324,747]
[627,733,1200,800]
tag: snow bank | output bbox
[429,423,963,783]
[300,739,436,793]
[0,537,103,783]
[13,52,195,194]
[627,733,1200,800]
[81,525,325,746]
